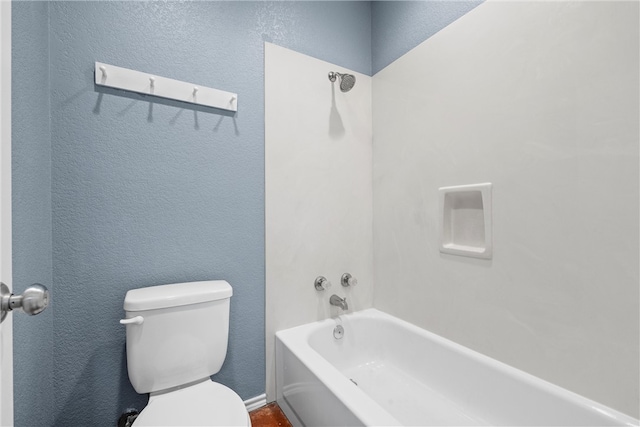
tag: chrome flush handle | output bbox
[119,316,144,325]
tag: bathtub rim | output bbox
[276,312,402,426]
[275,308,639,426]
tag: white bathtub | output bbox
[275,309,638,426]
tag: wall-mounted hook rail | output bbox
[94,62,238,112]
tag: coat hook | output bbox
[95,62,237,112]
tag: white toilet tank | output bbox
[122,280,233,394]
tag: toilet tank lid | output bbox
[123,280,232,311]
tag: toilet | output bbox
[121,280,251,426]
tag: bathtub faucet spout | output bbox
[330,294,348,311]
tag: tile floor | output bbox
[249,402,292,427]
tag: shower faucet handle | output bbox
[314,276,332,291]
[341,273,358,287]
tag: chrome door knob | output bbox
[0,282,50,323]
[16,284,49,315]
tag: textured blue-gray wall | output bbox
[371,1,483,74]
[11,2,54,427]
[47,2,370,425]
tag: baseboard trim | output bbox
[244,393,267,412]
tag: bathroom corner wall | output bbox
[11,2,54,427]
[373,0,639,418]
[265,42,373,401]
[371,0,483,74]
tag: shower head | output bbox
[328,71,356,92]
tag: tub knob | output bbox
[314,276,332,291]
[341,273,358,287]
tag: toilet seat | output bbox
[133,379,251,427]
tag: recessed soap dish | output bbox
[439,183,492,259]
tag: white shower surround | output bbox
[265,0,639,419]
[372,0,639,417]
[265,42,373,401]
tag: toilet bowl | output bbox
[133,379,250,426]
[121,280,250,426]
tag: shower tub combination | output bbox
[276,309,638,426]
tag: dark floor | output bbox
[249,402,292,427]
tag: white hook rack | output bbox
[94,62,237,112]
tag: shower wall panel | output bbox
[265,42,373,402]
[372,1,639,418]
